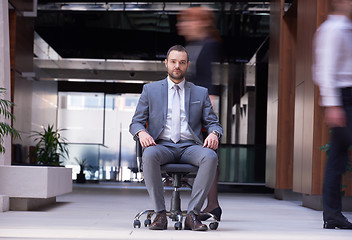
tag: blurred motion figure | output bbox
[177,6,222,221]
[177,6,221,96]
[313,0,352,230]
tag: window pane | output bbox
[58,92,104,144]
[59,92,141,181]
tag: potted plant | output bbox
[0,87,20,154]
[74,157,91,183]
[30,125,68,166]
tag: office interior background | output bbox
[1,0,352,212]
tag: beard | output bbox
[168,69,185,81]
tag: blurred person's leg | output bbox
[323,127,349,220]
[323,88,352,229]
[180,144,218,215]
[204,168,219,210]
[201,94,222,221]
[181,144,218,231]
[201,167,222,220]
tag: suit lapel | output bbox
[185,81,191,121]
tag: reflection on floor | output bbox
[0,182,351,240]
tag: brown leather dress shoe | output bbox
[149,211,167,230]
[184,211,208,231]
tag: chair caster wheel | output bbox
[133,219,141,228]
[144,219,152,227]
[174,222,182,230]
[209,222,219,230]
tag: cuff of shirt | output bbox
[320,96,342,107]
[134,129,148,138]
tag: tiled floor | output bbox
[0,183,351,240]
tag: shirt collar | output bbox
[167,76,185,90]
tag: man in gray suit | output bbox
[129,45,222,231]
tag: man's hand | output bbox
[203,132,219,150]
[325,106,346,128]
[138,130,157,148]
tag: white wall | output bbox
[31,81,58,133]
[13,79,58,163]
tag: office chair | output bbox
[132,141,219,230]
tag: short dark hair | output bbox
[166,45,189,62]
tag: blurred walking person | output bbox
[177,6,222,221]
[313,0,352,230]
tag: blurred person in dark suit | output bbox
[177,6,222,221]
[313,0,352,230]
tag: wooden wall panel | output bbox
[266,0,282,188]
[9,7,35,164]
[9,0,33,12]
[293,82,304,190]
[268,0,352,197]
[9,10,17,103]
[9,9,34,99]
[266,0,296,190]
[311,86,329,195]
[301,1,317,194]
[293,0,317,194]
[276,13,296,189]
[15,16,34,74]
[266,99,278,187]
[292,0,350,196]
[9,10,16,71]
[311,1,330,196]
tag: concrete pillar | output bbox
[0,195,9,212]
[0,0,11,212]
[0,0,12,166]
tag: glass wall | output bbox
[58,92,140,181]
[218,144,266,184]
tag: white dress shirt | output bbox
[159,77,193,141]
[313,15,352,107]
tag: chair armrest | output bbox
[136,140,142,172]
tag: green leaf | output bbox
[30,125,69,166]
[0,87,20,153]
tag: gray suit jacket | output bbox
[129,78,223,145]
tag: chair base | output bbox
[131,152,217,230]
[133,209,219,230]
